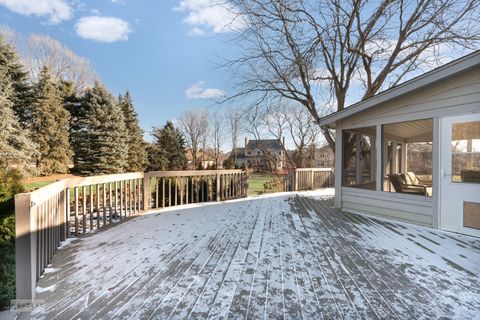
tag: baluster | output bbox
[102,183,107,225]
[161,178,165,208]
[120,181,124,219]
[180,177,183,205]
[186,176,189,204]
[82,186,87,233]
[124,180,128,216]
[155,178,159,209]
[109,182,113,222]
[96,184,101,229]
[65,188,70,237]
[89,185,94,230]
[114,181,118,219]
[74,187,79,235]
[174,178,178,205]
[132,179,136,213]
[167,178,171,207]
[128,180,133,215]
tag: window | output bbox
[452,121,480,183]
[342,127,376,190]
[382,119,433,196]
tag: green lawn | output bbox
[248,172,284,196]
[23,180,53,192]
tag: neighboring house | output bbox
[314,144,335,168]
[186,149,226,169]
[319,50,480,237]
[231,138,288,171]
[229,148,248,168]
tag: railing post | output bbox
[216,172,221,202]
[143,173,150,211]
[15,193,36,301]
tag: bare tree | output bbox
[0,25,17,47]
[227,107,243,165]
[25,34,97,93]
[226,0,480,149]
[209,111,226,169]
[285,104,320,167]
[178,108,208,169]
[262,101,288,141]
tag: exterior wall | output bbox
[244,149,285,170]
[340,67,480,129]
[336,65,480,228]
[341,187,434,226]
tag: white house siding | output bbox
[341,187,434,226]
[339,67,480,129]
[335,66,480,228]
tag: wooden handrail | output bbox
[15,169,247,301]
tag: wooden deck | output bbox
[21,191,480,319]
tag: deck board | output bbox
[20,191,480,319]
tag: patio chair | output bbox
[461,169,480,183]
[402,171,432,187]
[388,173,431,196]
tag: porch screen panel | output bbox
[382,118,433,196]
[342,127,376,190]
[452,120,480,184]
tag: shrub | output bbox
[0,169,23,204]
[0,168,23,310]
[0,215,15,310]
[223,158,235,169]
[263,179,283,192]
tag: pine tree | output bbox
[0,40,38,177]
[30,66,72,175]
[149,121,187,170]
[74,82,128,174]
[0,35,32,128]
[119,91,147,171]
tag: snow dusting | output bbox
[16,190,480,319]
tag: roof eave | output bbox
[318,50,480,128]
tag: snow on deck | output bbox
[21,191,480,319]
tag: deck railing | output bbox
[284,168,334,191]
[15,169,247,300]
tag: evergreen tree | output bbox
[0,35,32,127]
[31,66,72,175]
[73,82,127,174]
[0,49,38,177]
[119,91,147,171]
[149,121,187,170]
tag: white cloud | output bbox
[111,0,126,4]
[75,16,131,43]
[0,0,72,24]
[185,81,225,99]
[174,0,246,35]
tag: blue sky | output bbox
[0,0,237,137]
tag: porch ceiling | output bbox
[384,118,433,143]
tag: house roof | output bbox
[245,139,284,151]
[229,148,247,159]
[318,50,480,128]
